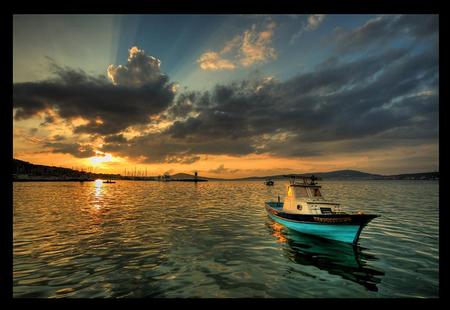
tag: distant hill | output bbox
[224,170,439,181]
[309,170,382,179]
[170,173,197,179]
[231,170,381,181]
[170,173,208,180]
[380,172,439,180]
[13,158,120,181]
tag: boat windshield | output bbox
[312,188,322,197]
[293,186,308,198]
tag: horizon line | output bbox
[13,157,439,180]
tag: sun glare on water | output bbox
[94,179,103,188]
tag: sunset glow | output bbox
[90,154,113,166]
[13,14,439,177]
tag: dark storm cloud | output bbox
[13,48,176,135]
[101,45,437,164]
[103,134,128,144]
[284,50,438,143]
[166,91,200,118]
[394,15,438,38]
[101,132,254,164]
[169,49,436,138]
[43,142,97,158]
[40,114,55,126]
[335,15,438,53]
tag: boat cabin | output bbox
[282,177,342,215]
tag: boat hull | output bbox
[265,202,378,244]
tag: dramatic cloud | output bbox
[197,51,236,71]
[290,14,326,44]
[240,22,277,67]
[43,142,97,158]
[107,47,164,87]
[101,132,254,164]
[334,15,438,53]
[197,22,277,70]
[13,47,176,136]
[101,46,438,164]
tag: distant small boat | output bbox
[265,175,379,244]
[103,180,116,184]
[265,179,274,186]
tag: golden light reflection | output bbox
[91,180,104,220]
[94,179,103,198]
[271,222,287,243]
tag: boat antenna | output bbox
[283,174,297,185]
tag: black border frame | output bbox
[3,0,445,307]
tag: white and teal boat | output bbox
[265,176,379,244]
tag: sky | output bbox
[13,14,439,178]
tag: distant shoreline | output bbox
[13,158,439,182]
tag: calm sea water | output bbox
[13,180,439,298]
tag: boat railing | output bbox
[283,175,321,185]
[306,201,340,205]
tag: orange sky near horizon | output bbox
[13,133,439,178]
[13,111,439,177]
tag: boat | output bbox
[103,180,116,184]
[264,175,379,244]
[264,179,274,186]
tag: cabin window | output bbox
[297,204,302,210]
[312,188,322,197]
[320,207,332,214]
[293,187,308,197]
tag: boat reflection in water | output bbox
[267,220,384,292]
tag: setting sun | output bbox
[90,153,113,166]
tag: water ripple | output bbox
[13,180,438,298]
